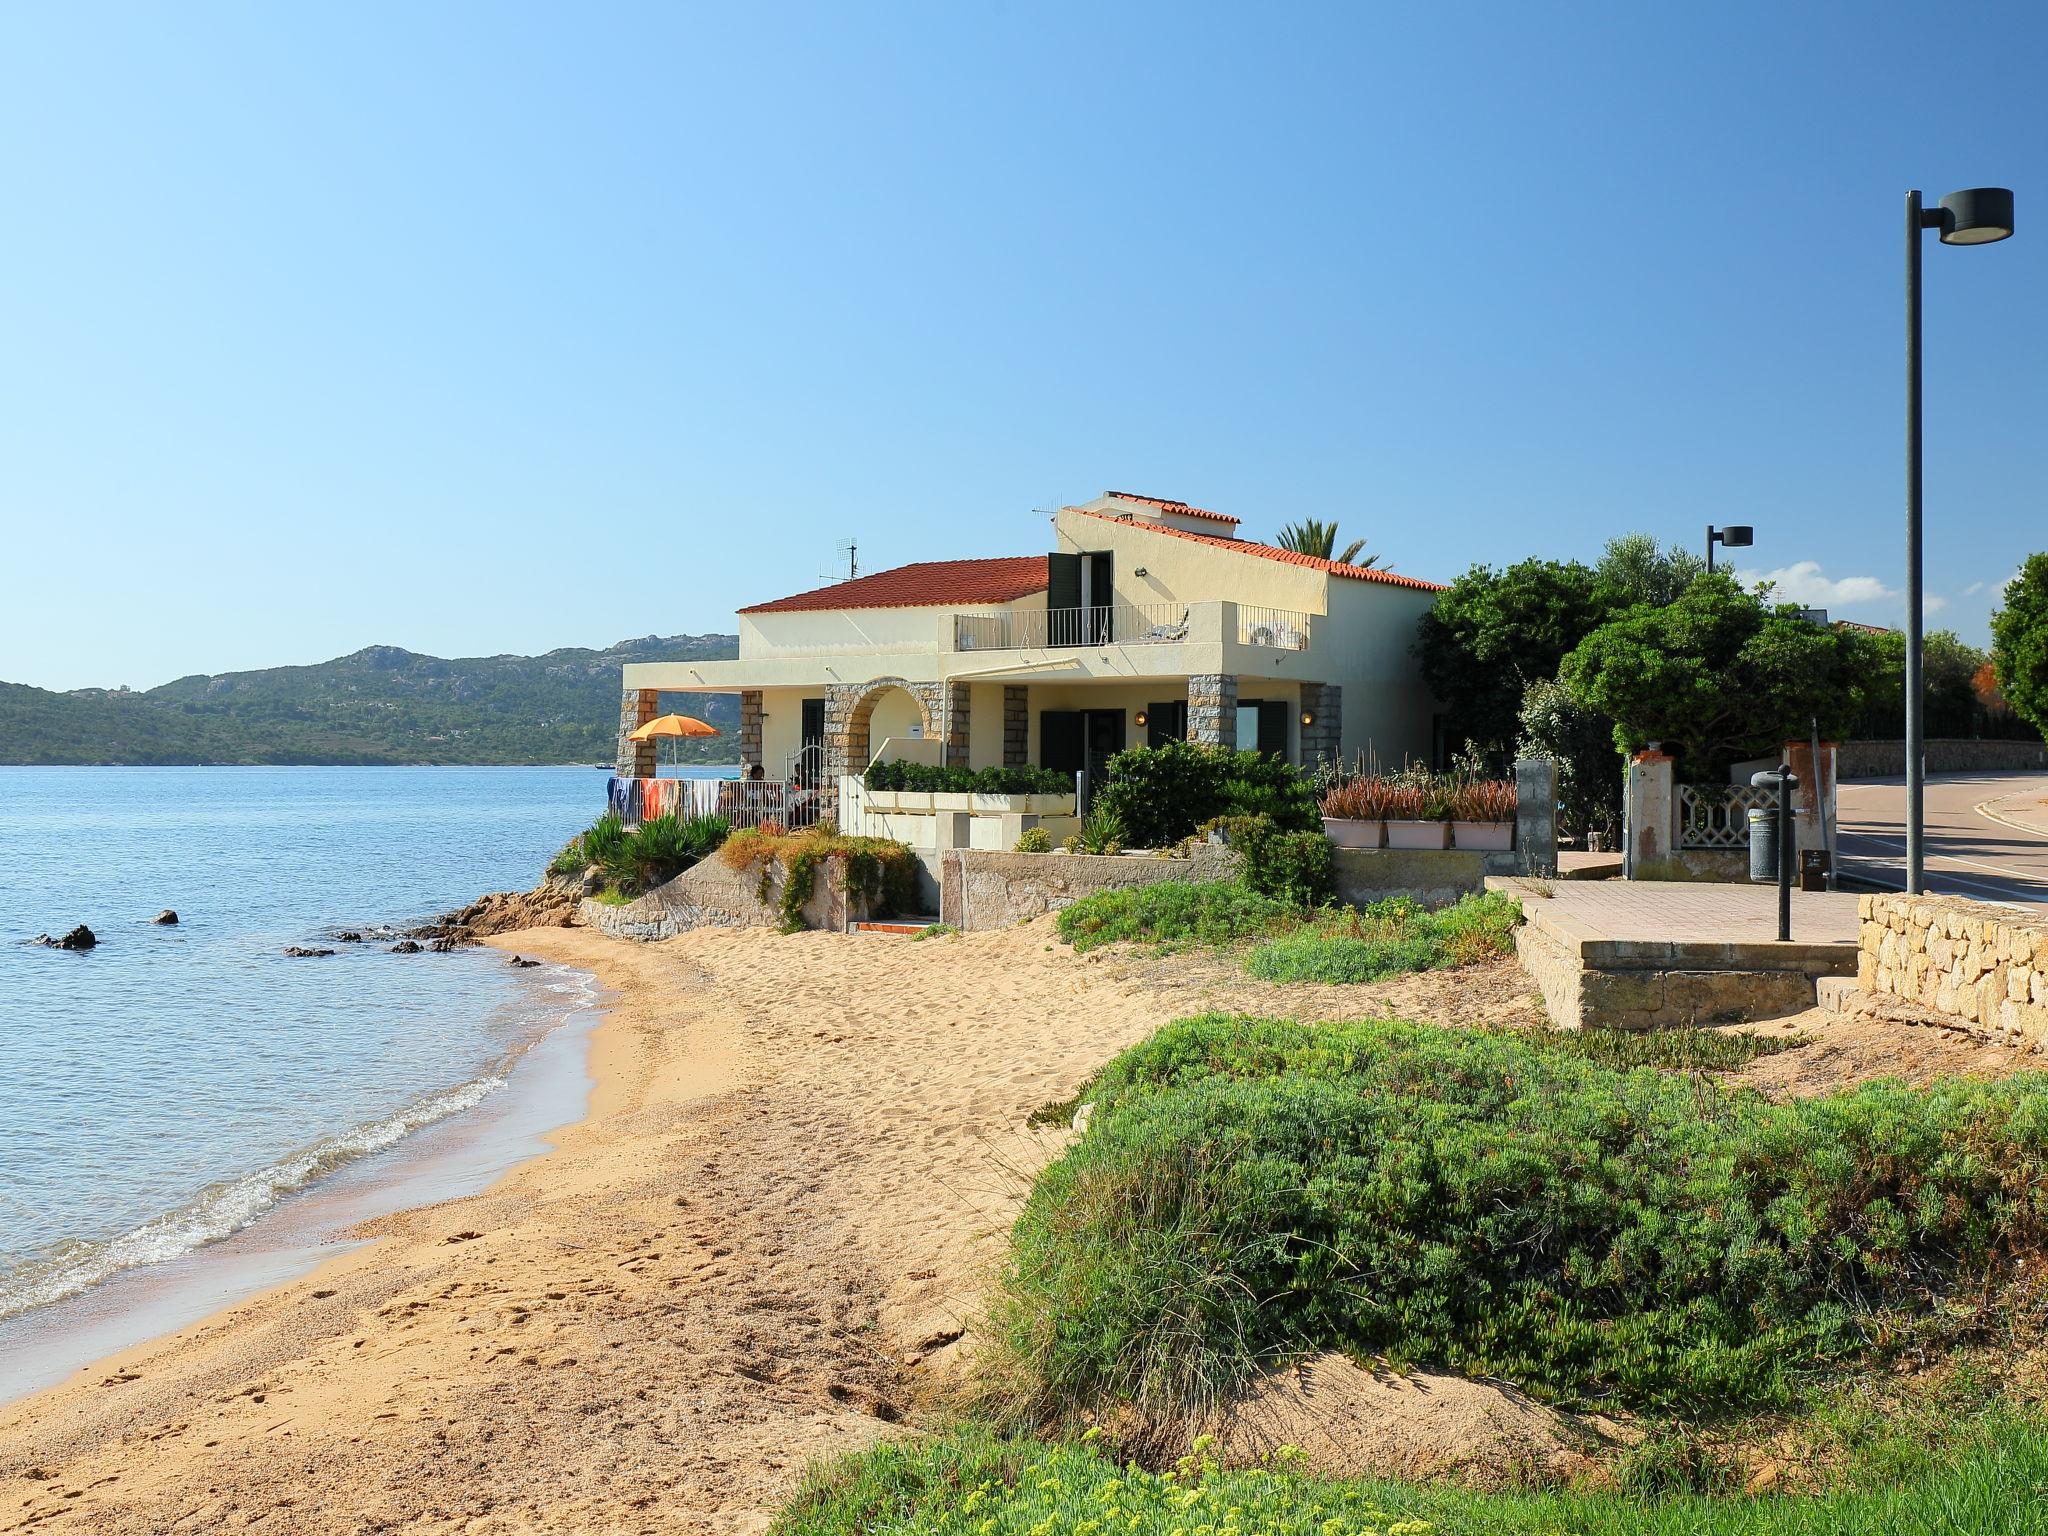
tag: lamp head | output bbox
[1717,524,1754,549]
[1938,187,2014,245]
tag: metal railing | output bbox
[1678,784,1771,848]
[1236,605,1311,650]
[953,602,1192,650]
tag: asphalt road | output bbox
[1835,770,2048,908]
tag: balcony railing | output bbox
[1237,605,1311,651]
[954,603,1193,651]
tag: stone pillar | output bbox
[823,683,863,796]
[616,687,659,778]
[1297,682,1341,768]
[739,690,764,773]
[1003,685,1029,767]
[1624,750,1676,878]
[936,681,972,769]
[1513,757,1558,877]
[1187,674,1238,749]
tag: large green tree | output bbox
[1414,558,1614,752]
[1852,627,1989,740]
[1594,532,1706,608]
[1559,573,1876,779]
[1990,554,2048,740]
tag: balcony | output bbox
[952,602,1311,653]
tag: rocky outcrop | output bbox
[283,946,336,958]
[389,940,423,954]
[153,910,179,926]
[415,877,581,946]
[35,925,97,951]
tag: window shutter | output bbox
[1258,700,1289,758]
[1046,553,1081,644]
[1040,711,1082,775]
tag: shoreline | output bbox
[0,954,601,1409]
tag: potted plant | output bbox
[1383,780,1448,849]
[1318,777,1388,849]
[1450,778,1517,851]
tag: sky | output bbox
[1,2,2043,692]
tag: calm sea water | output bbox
[0,764,726,1326]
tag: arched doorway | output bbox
[840,678,936,779]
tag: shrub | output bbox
[627,813,730,887]
[864,760,1070,795]
[579,811,630,872]
[1055,880,1294,953]
[1013,826,1053,853]
[1242,891,1520,980]
[994,1014,2048,1423]
[1229,818,1334,908]
[1093,742,1319,849]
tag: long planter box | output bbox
[1321,816,1384,849]
[1384,819,1450,850]
[865,788,1074,815]
[1451,820,1513,851]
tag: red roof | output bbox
[1103,490,1239,525]
[1068,508,1446,591]
[739,556,1050,615]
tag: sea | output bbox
[0,763,731,1403]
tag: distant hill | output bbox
[0,635,740,766]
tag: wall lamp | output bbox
[1133,710,1148,727]
[1300,710,1315,727]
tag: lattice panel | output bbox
[1678,784,1772,848]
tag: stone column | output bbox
[1003,685,1029,767]
[823,683,863,796]
[938,681,971,769]
[616,688,659,778]
[1514,757,1558,876]
[1624,750,1676,878]
[1297,682,1341,767]
[1187,674,1238,749]
[739,690,764,773]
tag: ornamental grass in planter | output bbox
[1449,777,1517,851]
[1382,781,1449,849]
[1317,777,1387,849]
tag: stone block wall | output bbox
[1188,674,1237,748]
[1003,684,1029,767]
[1837,739,2048,777]
[579,852,861,941]
[1858,892,2048,1048]
[939,845,1240,931]
[616,688,659,778]
[1298,682,1341,766]
[739,690,764,772]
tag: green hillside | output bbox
[0,635,740,766]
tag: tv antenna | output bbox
[836,539,858,581]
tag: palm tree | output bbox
[1275,518,1378,568]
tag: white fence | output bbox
[1236,605,1311,650]
[954,603,1191,650]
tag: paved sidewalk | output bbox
[1495,877,1860,947]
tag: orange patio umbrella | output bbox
[628,713,722,771]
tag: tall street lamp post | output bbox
[1706,524,1753,573]
[1905,187,2013,894]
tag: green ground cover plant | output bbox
[1055,880,1296,952]
[991,1014,2048,1424]
[1243,892,1519,981]
[720,825,920,930]
[775,1416,2048,1536]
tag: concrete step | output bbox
[852,917,943,936]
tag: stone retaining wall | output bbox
[1331,847,1518,907]
[1858,892,2048,1048]
[938,846,1240,931]
[579,854,859,942]
[1837,738,2048,778]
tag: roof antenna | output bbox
[837,538,858,581]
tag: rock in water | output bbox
[507,955,541,968]
[152,910,179,926]
[335,931,364,943]
[414,877,580,947]
[282,946,336,958]
[389,940,423,954]
[49,926,97,951]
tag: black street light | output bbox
[1706,524,1753,573]
[1905,187,2014,894]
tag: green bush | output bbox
[1243,891,1523,981]
[1093,742,1319,849]
[1013,826,1053,853]
[995,1014,2048,1421]
[628,813,729,887]
[1230,817,1335,907]
[778,1414,2048,1536]
[864,760,1071,795]
[1055,880,1294,953]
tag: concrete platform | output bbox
[1491,878,1860,1030]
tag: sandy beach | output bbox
[3,917,2026,1535]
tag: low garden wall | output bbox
[1837,738,2048,778]
[938,846,1240,931]
[1857,892,2048,1048]
[1331,847,1518,907]
[579,855,862,942]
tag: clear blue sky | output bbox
[3,2,2042,691]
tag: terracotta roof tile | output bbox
[738,556,1049,615]
[1068,508,1446,591]
[1103,490,1240,526]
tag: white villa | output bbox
[616,492,1446,814]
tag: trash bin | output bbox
[1747,807,1777,883]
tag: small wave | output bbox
[0,1074,505,1322]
